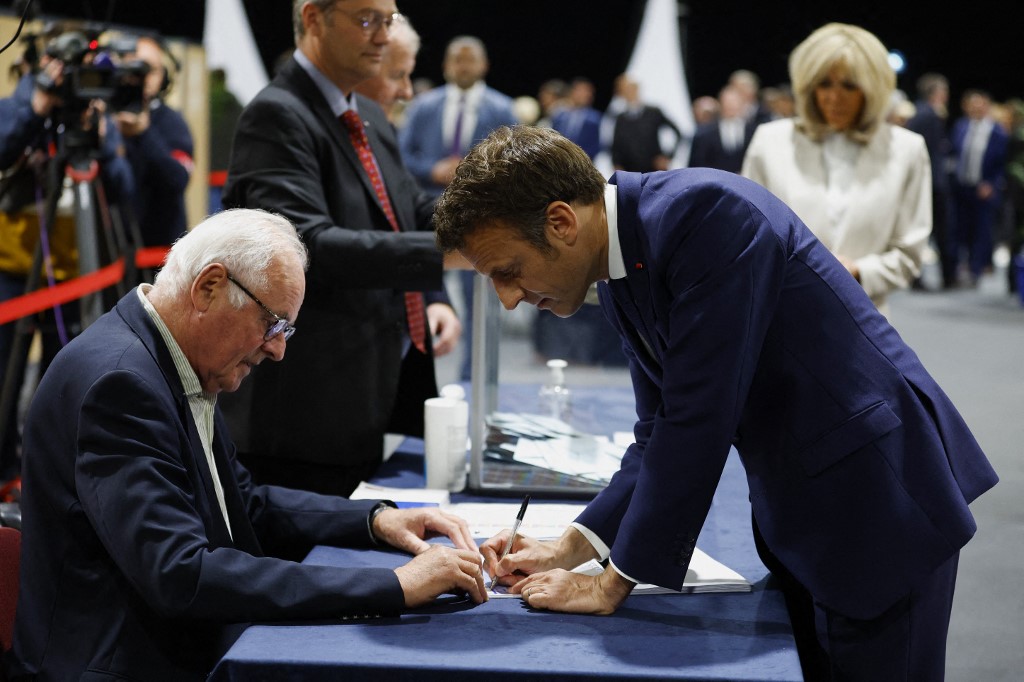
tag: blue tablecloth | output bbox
[210,385,801,681]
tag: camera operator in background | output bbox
[0,31,134,487]
[113,34,194,248]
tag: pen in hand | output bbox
[489,494,530,591]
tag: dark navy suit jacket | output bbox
[576,169,997,620]
[7,291,404,681]
[552,106,604,160]
[686,119,756,174]
[950,115,1009,190]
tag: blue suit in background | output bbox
[399,84,518,197]
[575,169,997,678]
[949,111,1009,281]
[552,105,603,160]
[399,84,517,379]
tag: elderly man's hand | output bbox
[372,506,476,554]
[394,544,488,607]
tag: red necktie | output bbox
[340,109,427,354]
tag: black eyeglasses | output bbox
[226,273,296,342]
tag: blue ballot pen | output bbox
[489,494,530,591]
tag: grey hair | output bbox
[292,0,336,45]
[391,13,420,54]
[154,208,308,308]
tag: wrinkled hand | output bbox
[512,565,634,615]
[427,302,461,357]
[394,544,488,607]
[373,506,476,554]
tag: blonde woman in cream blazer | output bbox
[742,23,930,316]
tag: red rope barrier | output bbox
[0,246,170,326]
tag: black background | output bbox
[4,0,1024,111]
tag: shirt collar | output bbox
[137,284,210,401]
[294,48,358,117]
[605,183,626,280]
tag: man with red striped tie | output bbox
[221,0,470,498]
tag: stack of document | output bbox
[485,412,626,484]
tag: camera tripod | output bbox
[0,134,143,463]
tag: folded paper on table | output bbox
[349,481,449,507]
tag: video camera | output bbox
[35,29,150,116]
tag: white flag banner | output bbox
[203,0,269,105]
[625,0,695,166]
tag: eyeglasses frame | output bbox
[225,272,296,342]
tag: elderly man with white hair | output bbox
[6,208,487,682]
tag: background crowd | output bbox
[2,3,1023,530]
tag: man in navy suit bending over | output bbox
[434,125,997,680]
[6,209,486,682]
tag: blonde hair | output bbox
[789,23,895,144]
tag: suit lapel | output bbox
[359,94,415,232]
[607,174,661,369]
[211,424,263,555]
[277,59,388,224]
[116,292,247,550]
[178,401,237,547]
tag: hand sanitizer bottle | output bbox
[439,383,468,493]
[538,359,572,421]
[424,384,468,492]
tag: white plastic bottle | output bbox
[538,359,572,422]
[423,384,468,492]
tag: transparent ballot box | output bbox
[466,275,626,499]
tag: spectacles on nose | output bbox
[225,273,296,342]
[343,9,401,35]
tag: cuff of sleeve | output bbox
[368,500,397,545]
[607,557,640,585]
[569,522,610,561]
